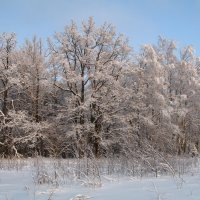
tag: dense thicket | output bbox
[0,18,200,158]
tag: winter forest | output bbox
[0,17,200,160]
[2,15,200,200]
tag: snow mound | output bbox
[70,194,91,200]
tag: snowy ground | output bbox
[0,158,199,200]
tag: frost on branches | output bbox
[0,18,200,159]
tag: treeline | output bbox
[0,17,200,158]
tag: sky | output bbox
[0,0,200,54]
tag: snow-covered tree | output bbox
[0,33,17,116]
[17,36,48,122]
[49,17,131,158]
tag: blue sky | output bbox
[0,0,200,54]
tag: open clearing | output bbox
[0,158,199,200]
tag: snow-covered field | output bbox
[0,157,199,200]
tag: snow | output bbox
[0,158,200,200]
